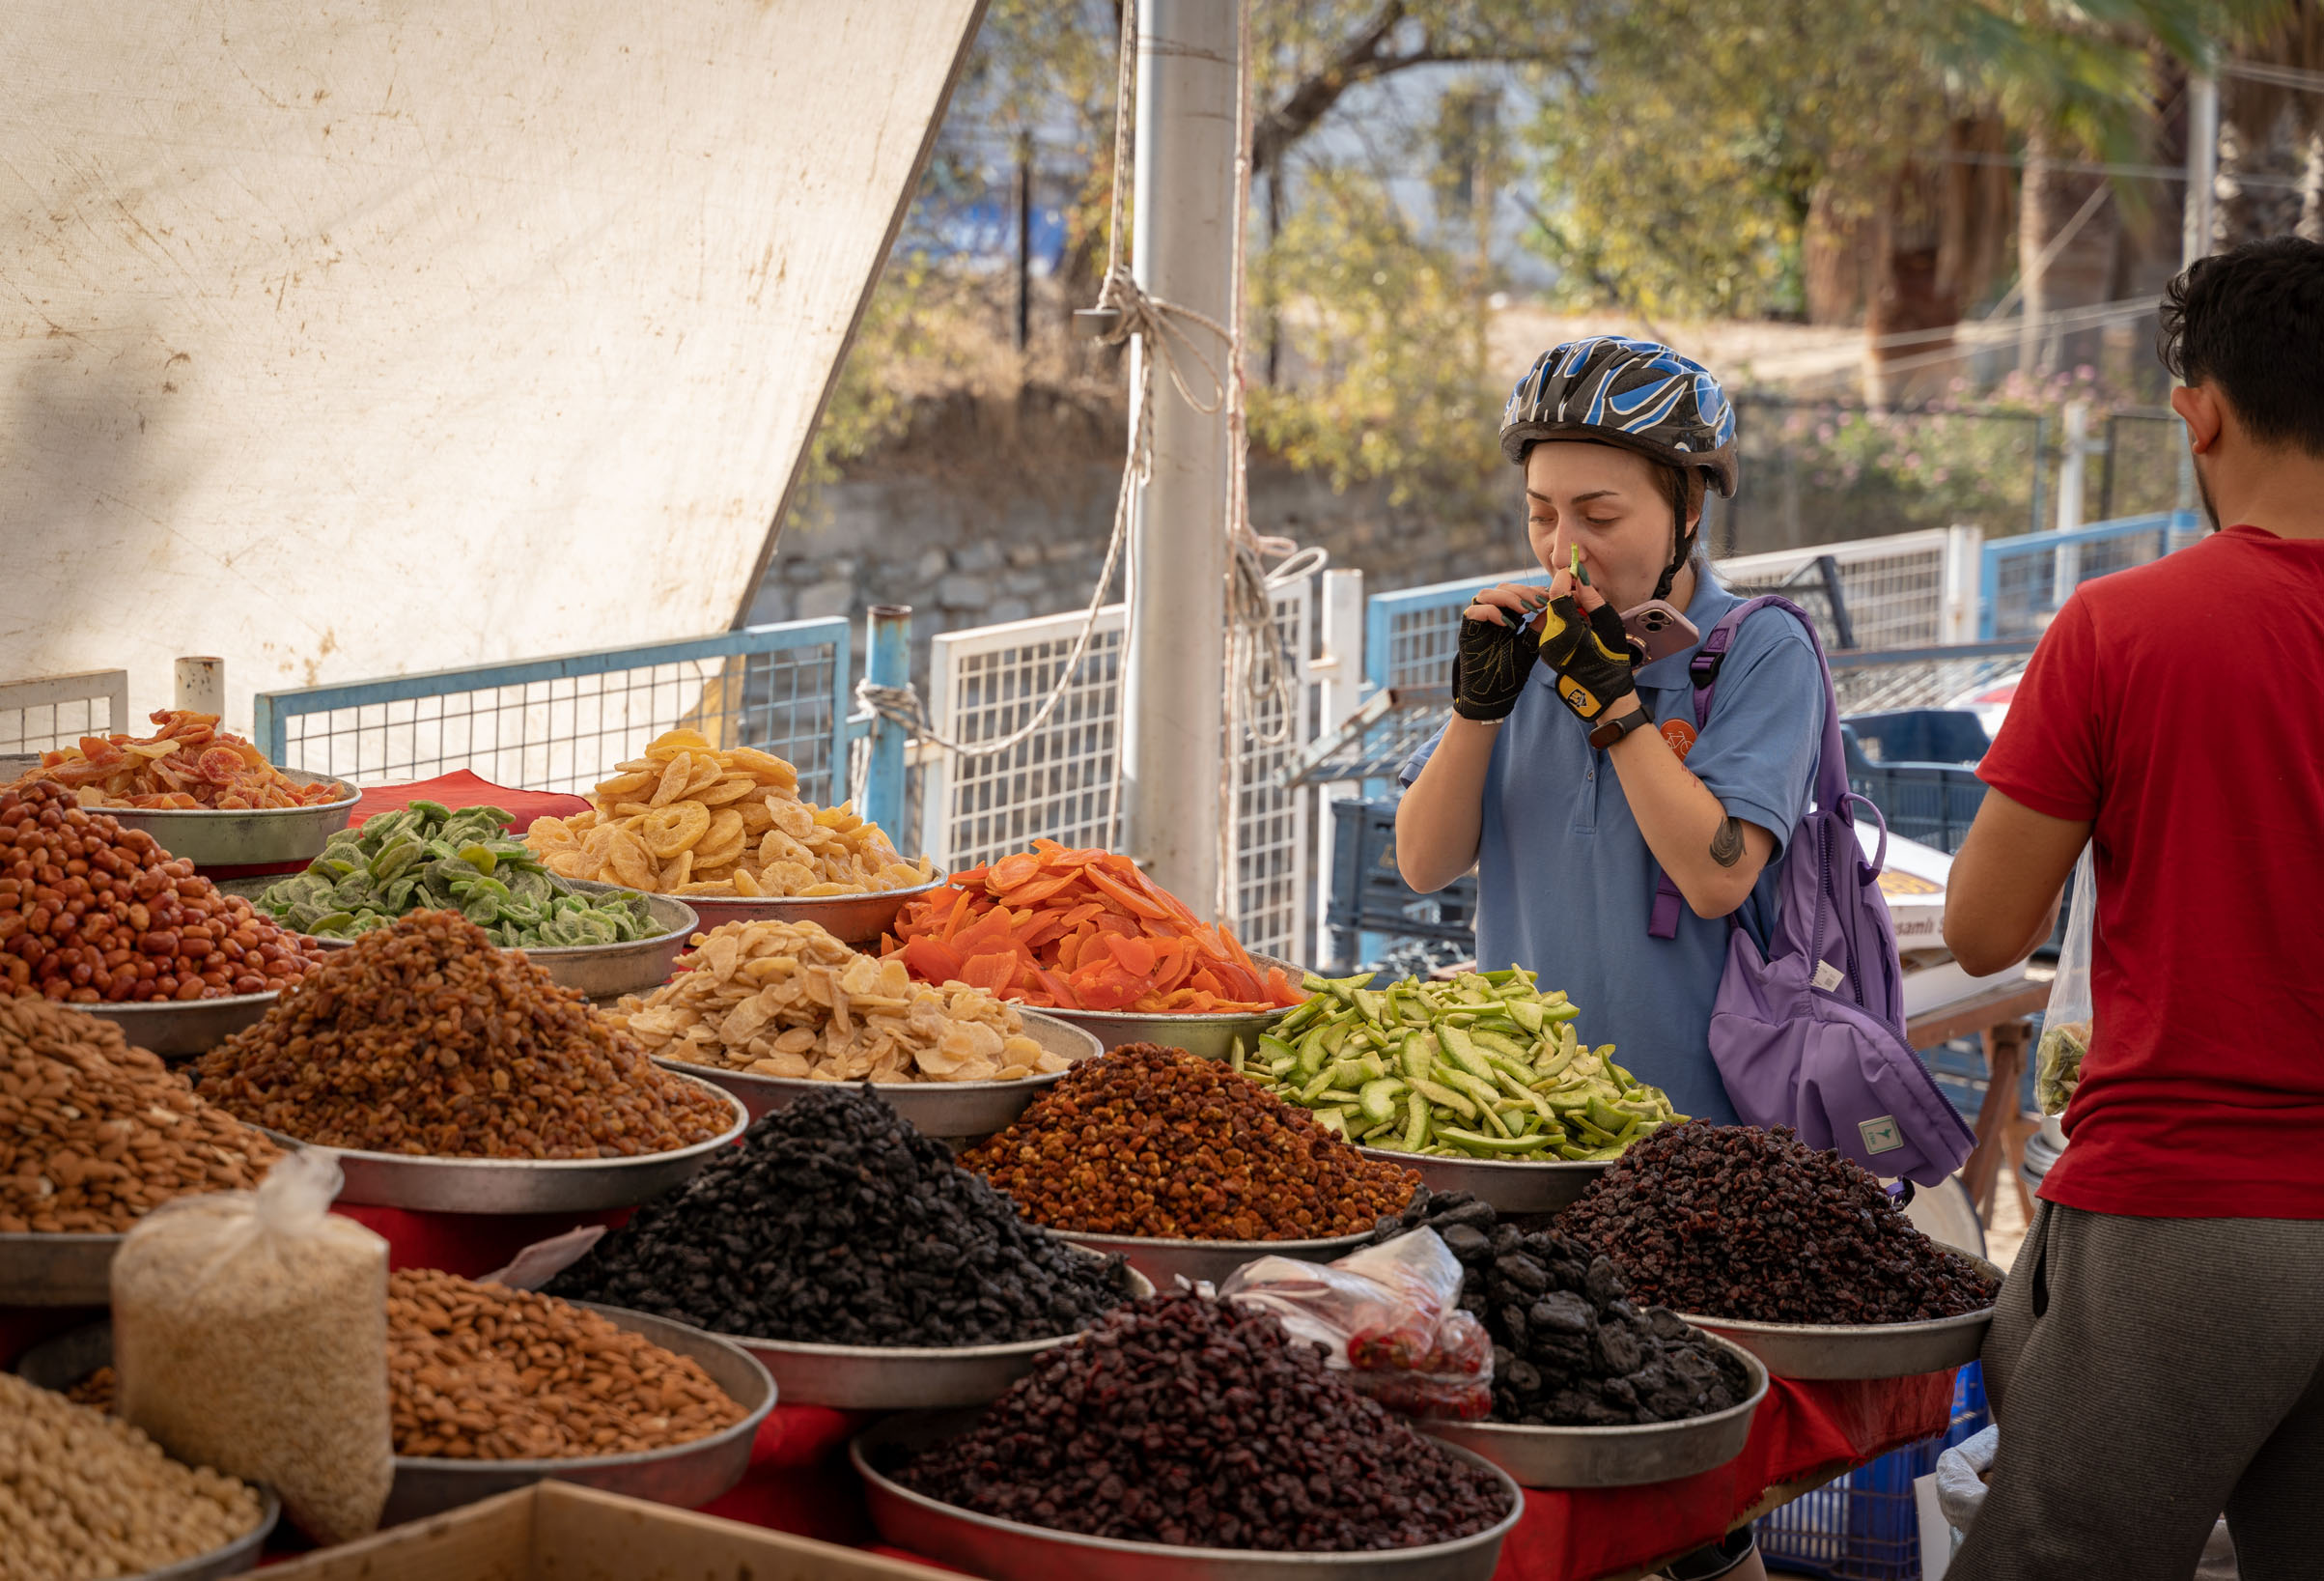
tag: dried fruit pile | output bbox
[611,918,1068,1083]
[7,710,344,809]
[960,1043,1416,1240]
[0,1372,266,1577]
[526,729,929,897]
[1562,1121,2001,1324]
[546,1085,1131,1345]
[894,1290,1511,1551]
[1371,1188,1752,1426]
[883,842,1303,1013]
[0,999,281,1233]
[256,802,662,946]
[69,1268,748,1461]
[1,781,326,1004]
[193,912,733,1158]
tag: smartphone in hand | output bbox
[1621,600,1700,665]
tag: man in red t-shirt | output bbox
[1946,238,2324,1578]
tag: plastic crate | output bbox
[1326,799,1477,969]
[1843,709,1991,766]
[1755,1365,1992,1581]
[1840,724,1989,856]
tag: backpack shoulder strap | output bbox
[1646,595,1842,940]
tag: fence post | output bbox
[1312,568,1366,968]
[1940,525,1983,645]
[861,605,910,833]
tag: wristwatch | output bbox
[1587,700,1655,751]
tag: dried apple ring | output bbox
[641,802,711,859]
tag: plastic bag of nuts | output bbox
[112,1148,393,1544]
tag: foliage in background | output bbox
[1246,171,1498,507]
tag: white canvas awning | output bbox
[1,0,984,731]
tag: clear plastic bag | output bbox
[1218,1228,1493,1418]
[2035,850,2097,1115]
[113,1149,392,1544]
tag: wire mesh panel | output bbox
[923,608,1129,869]
[924,592,1319,955]
[1979,510,2200,637]
[0,670,130,755]
[1715,529,1957,651]
[1228,581,1317,963]
[253,623,849,801]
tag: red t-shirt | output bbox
[1978,523,2324,1219]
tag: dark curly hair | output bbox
[2157,237,2324,458]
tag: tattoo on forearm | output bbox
[1709,816,1743,868]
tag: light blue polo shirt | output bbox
[1398,577,1824,1125]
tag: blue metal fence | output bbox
[254,619,851,801]
[1363,567,1550,692]
[1978,509,2202,638]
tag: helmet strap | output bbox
[1652,466,1697,604]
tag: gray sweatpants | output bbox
[1949,1201,2324,1581]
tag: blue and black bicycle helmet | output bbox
[1499,337,1740,599]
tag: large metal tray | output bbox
[1676,1247,2005,1380]
[1355,1148,1609,1215]
[221,875,697,1003]
[0,1229,123,1306]
[654,1008,1101,1136]
[733,1261,1153,1410]
[1026,954,1307,1059]
[1422,1334,1769,1488]
[249,1074,749,1214]
[14,1306,772,1528]
[1053,1228,1375,1290]
[82,990,282,1060]
[3,755,359,869]
[854,1409,1523,1581]
[681,872,948,946]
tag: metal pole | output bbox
[862,606,911,834]
[1312,567,1365,967]
[1013,138,1032,353]
[2185,72,2219,268]
[1121,0,1234,913]
[2179,71,2219,515]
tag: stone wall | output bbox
[745,392,1526,685]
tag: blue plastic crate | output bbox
[1756,1365,1991,1581]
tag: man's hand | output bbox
[1536,574,1643,722]
[1451,583,1548,721]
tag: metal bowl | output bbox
[680,873,949,946]
[0,1230,122,1306]
[139,1490,280,1581]
[1052,1228,1377,1290]
[733,1261,1153,1410]
[248,1075,749,1214]
[2,755,359,869]
[1027,954,1308,1059]
[653,1008,1102,1138]
[221,876,697,1004]
[854,1410,1524,1581]
[1355,1149,1609,1215]
[1421,1335,1769,1488]
[380,1301,775,1525]
[79,990,281,1060]
[14,1307,771,1529]
[1676,1247,2005,1380]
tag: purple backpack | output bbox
[1649,596,1975,1187]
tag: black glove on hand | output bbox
[1536,594,1643,722]
[1450,606,1539,720]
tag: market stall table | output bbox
[1906,973,2053,1230]
[695,1371,1956,1581]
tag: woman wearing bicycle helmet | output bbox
[1397,340,1822,1577]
